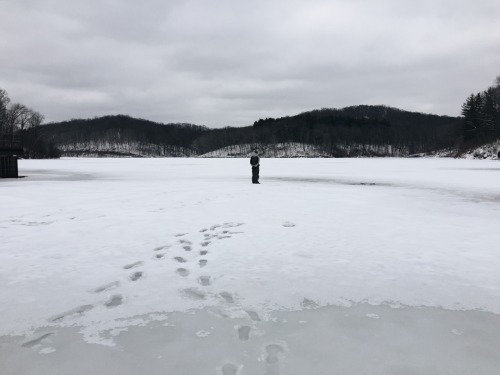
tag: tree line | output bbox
[40,115,208,157]
[0,87,59,158]
[460,76,500,149]
[39,106,463,157]
[9,75,500,158]
[193,106,461,156]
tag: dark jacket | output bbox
[250,155,260,167]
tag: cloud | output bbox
[1,0,500,126]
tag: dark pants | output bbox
[252,166,259,183]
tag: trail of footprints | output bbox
[42,221,287,373]
[219,341,286,375]
[44,222,246,322]
[172,223,245,301]
[217,312,286,375]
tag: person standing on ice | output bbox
[250,149,260,184]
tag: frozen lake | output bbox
[1,157,500,374]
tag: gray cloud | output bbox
[1,0,499,127]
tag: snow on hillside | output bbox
[334,143,409,157]
[59,141,194,157]
[199,143,330,158]
[1,158,500,374]
[199,142,413,158]
[54,139,500,159]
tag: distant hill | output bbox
[195,105,462,157]
[40,115,208,157]
[40,106,462,157]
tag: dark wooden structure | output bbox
[0,134,23,178]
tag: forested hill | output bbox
[40,106,462,157]
[195,105,461,157]
[40,115,209,157]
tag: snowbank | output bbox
[463,140,500,160]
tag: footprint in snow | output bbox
[200,250,208,256]
[300,298,318,309]
[21,333,54,348]
[104,294,123,308]
[92,281,120,293]
[282,221,296,227]
[176,268,190,277]
[222,222,245,228]
[219,292,234,304]
[183,245,192,252]
[264,344,285,375]
[199,276,211,286]
[246,310,261,321]
[154,245,170,252]
[174,256,187,263]
[48,305,94,322]
[237,326,251,341]
[199,259,208,267]
[221,363,238,375]
[130,271,143,281]
[123,261,143,270]
[174,233,188,237]
[179,239,192,245]
[155,253,165,259]
[181,287,206,300]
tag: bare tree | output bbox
[27,110,44,129]
[7,103,31,133]
[0,89,11,135]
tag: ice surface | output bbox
[2,304,500,375]
[1,157,500,374]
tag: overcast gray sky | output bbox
[1,0,500,127]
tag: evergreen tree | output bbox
[490,77,500,136]
[461,75,500,143]
[482,89,496,132]
[461,94,483,140]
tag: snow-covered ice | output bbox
[1,157,500,374]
